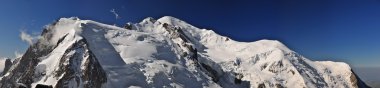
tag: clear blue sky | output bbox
[0,0,379,67]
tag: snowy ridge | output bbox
[0,16,369,88]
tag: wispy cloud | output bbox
[14,51,23,58]
[110,9,121,19]
[20,31,40,45]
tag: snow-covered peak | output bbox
[253,39,292,52]
[157,16,183,25]
[139,17,156,24]
[156,16,199,31]
[40,17,83,46]
[0,16,369,88]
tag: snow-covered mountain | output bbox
[0,16,369,88]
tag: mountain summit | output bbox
[0,16,369,88]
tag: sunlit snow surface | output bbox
[6,16,359,88]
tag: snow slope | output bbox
[0,16,369,88]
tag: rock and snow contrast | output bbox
[0,16,370,88]
[0,58,12,76]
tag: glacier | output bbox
[0,16,369,88]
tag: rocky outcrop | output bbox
[1,59,12,76]
[35,84,53,88]
[0,20,108,88]
[124,22,133,30]
[350,70,371,88]
[0,27,57,88]
[54,39,107,88]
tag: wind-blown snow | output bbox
[20,31,40,45]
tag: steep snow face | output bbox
[79,18,220,88]
[138,16,365,88]
[0,16,368,88]
[0,17,220,88]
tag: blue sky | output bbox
[0,0,379,67]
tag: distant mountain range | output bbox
[0,16,370,88]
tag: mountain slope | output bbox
[0,16,369,88]
[0,58,12,75]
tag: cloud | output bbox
[20,31,40,45]
[110,9,121,19]
[14,51,23,58]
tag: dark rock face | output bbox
[200,63,219,82]
[18,84,27,88]
[268,60,285,73]
[234,73,243,84]
[54,39,107,88]
[1,59,12,76]
[35,84,53,88]
[258,83,266,88]
[0,22,107,88]
[124,23,133,30]
[0,21,64,88]
[350,70,371,88]
[275,84,284,88]
[162,23,169,28]
[0,32,56,88]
